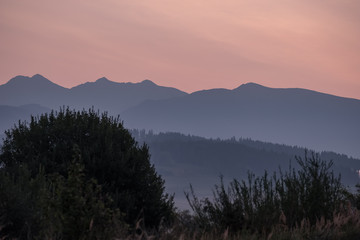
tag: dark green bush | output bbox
[277,153,344,226]
[354,184,360,210]
[186,152,348,233]
[0,150,124,239]
[0,108,174,238]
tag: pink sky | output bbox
[1,0,359,99]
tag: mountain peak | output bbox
[140,79,157,86]
[240,82,265,88]
[6,75,28,84]
[234,82,268,91]
[95,77,111,83]
[31,74,47,79]
[6,74,53,86]
[3,74,67,92]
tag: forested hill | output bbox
[130,130,360,208]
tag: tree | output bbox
[0,155,124,239]
[0,108,174,230]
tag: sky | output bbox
[1,0,359,99]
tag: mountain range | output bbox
[1,74,360,159]
[0,74,186,114]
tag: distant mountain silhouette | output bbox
[1,75,359,158]
[0,74,187,135]
[122,82,360,158]
[0,74,187,114]
[0,75,68,109]
[68,78,187,114]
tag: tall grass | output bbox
[116,204,360,240]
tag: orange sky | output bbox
[1,0,359,99]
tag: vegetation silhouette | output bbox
[130,129,360,204]
[1,109,360,239]
[186,152,358,236]
[0,108,174,239]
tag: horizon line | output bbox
[3,73,360,101]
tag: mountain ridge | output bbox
[0,74,187,113]
[122,82,360,158]
[1,74,359,158]
[3,75,360,101]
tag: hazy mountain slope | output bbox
[131,130,360,209]
[0,104,51,134]
[0,74,69,109]
[68,78,187,114]
[122,83,360,158]
[0,75,187,114]
[1,75,359,158]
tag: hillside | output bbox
[130,130,360,208]
[123,83,360,158]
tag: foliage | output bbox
[0,163,41,239]
[277,153,344,226]
[186,152,349,233]
[93,206,360,240]
[0,153,124,239]
[353,184,360,210]
[0,108,174,233]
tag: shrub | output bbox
[0,149,125,239]
[0,108,174,238]
[186,151,348,233]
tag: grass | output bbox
[1,204,359,239]
[118,202,360,240]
